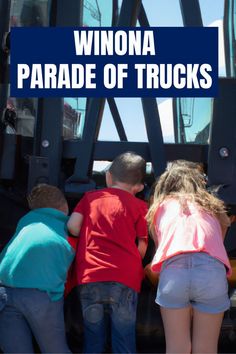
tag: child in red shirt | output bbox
[67,152,148,354]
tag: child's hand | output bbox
[144,263,159,287]
[230,215,236,224]
[138,238,148,259]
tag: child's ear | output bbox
[133,183,144,194]
[60,203,69,215]
[106,171,113,187]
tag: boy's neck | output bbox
[110,182,135,195]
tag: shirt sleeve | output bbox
[136,201,148,240]
[67,236,78,251]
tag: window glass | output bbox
[115,98,148,142]
[13,97,37,136]
[7,1,51,136]
[175,97,212,144]
[98,100,120,141]
[63,98,85,139]
[5,90,37,137]
[83,0,112,26]
[234,0,236,42]
[98,97,174,143]
[10,0,51,27]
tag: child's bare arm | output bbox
[137,238,148,259]
[67,212,83,236]
[216,212,231,239]
[230,215,236,224]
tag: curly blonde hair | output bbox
[147,160,227,232]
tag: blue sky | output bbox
[143,0,224,27]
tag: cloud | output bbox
[209,19,226,76]
[158,98,175,143]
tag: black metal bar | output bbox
[0,0,11,117]
[208,79,236,198]
[173,98,187,144]
[49,0,58,26]
[67,97,106,182]
[29,0,84,190]
[118,0,166,177]
[56,0,83,26]
[223,0,231,77]
[172,98,178,144]
[62,139,208,163]
[107,98,128,141]
[2,133,209,164]
[138,1,166,176]
[118,0,141,26]
[138,3,150,27]
[141,98,166,176]
[112,0,119,26]
[0,134,18,179]
[31,98,64,187]
[0,0,11,179]
[179,0,203,27]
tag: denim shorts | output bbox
[156,252,230,314]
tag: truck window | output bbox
[174,97,213,144]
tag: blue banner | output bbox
[10,27,218,97]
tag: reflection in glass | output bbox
[83,0,112,27]
[8,1,51,137]
[10,0,51,27]
[175,97,212,144]
[5,96,37,136]
[63,98,85,139]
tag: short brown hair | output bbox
[109,152,146,185]
[28,184,67,210]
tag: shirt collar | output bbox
[31,208,69,222]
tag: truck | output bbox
[1,0,236,352]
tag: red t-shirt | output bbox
[70,188,148,292]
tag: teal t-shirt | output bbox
[0,208,75,301]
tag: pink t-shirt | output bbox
[151,198,231,276]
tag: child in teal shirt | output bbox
[0,184,74,353]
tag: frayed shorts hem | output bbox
[155,298,230,314]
